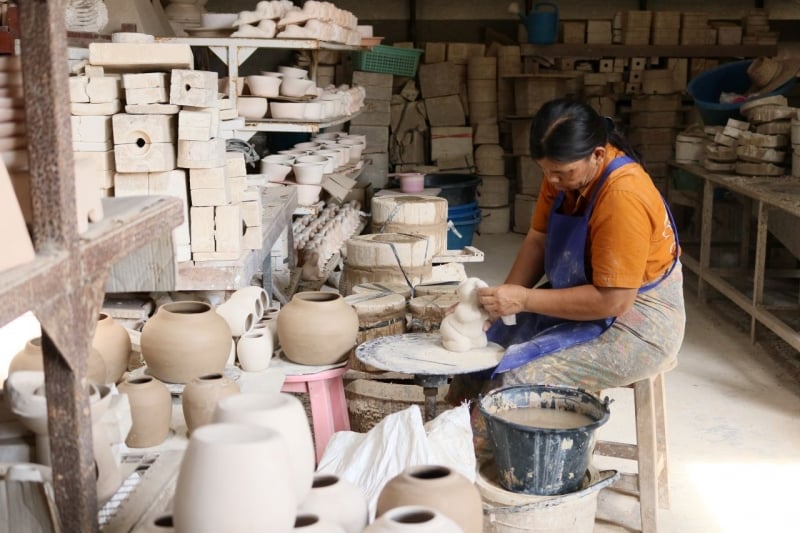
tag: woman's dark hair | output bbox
[530,98,642,165]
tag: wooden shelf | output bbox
[238,110,362,134]
[156,36,364,52]
[521,43,779,59]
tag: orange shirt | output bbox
[531,144,678,289]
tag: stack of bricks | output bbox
[619,10,652,46]
[743,9,778,45]
[627,93,684,182]
[468,56,499,148]
[513,155,542,234]
[680,12,715,46]
[1,55,33,231]
[792,111,800,178]
[586,20,613,44]
[701,121,740,174]
[736,96,793,177]
[496,45,521,126]
[350,70,392,188]
[652,11,680,45]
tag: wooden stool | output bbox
[595,372,670,533]
[281,365,350,462]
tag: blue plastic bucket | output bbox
[447,204,481,249]
[521,2,559,45]
[687,59,797,125]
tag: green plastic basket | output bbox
[351,45,424,77]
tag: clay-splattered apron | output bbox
[449,156,684,399]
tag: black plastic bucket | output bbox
[424,173,481,206]
[478,384,610,496]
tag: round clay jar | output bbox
[92,312,131,384]
[140,301,232,384]
[181,373,240,435]
[9,337,107,385]
[118,376,171,448]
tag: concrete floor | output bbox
[467,232,800,533]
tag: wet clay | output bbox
[496,407,594,429]
[440,277,489,352]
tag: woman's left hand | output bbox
[477,284,529,318]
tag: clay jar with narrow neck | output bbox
[140,301,232,384]
[173,423,296,533]
[364,506,461,533]
[293,514,346,533]
[277,291,358,366]
[9,337,107,385]
[181,373,240,435]
[118,376,172,448]
[92,312,131,383]
[376,465,482,533]
[298,474,368,533]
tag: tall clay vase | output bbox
[236,330,273,372]
[140,301,232,383]
[376,465,482,533]
[298,474,368,533]
[9,337,107,384]
[293,515,346,533]
[255,315,279,348]
[213,392,314,503]
[364,506,461,533]
[181,373,240,435]
[277,291,358,366]
[118,376,172,448]
[173,423,297,533]
[92,312,131,383]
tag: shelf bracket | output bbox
[237,46,258,66]
[208,45,229,66]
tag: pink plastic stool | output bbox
[280,365,350,462]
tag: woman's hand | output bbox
[477,284,529,319]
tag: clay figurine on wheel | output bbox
[440,277,490,352]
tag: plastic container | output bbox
[478,384,610,496]
[424,173,481,206]
[687,59,797,125]
[351,45,424,77]
[520,2,559,45]
[447,208,481,250]
[398,172,424,193]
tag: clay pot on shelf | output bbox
[237,96,269,119]
[140,301,232,384]
[376,465,482,533]
[227,285,269,322]
[118,376,172,448]
[215,298,256,337]
[271,102,307,120]
[279,65,309,79]
[364,506,461,533]
[92,312,131,384]
[246,75,281,98]
[298,474,368,533]
[173,423,296,533]
[293,514,346,533]
[182,372,240,435]
[213,392,314,503]
[295,184,323,206]
[255,315,279,347]
[9,336,107,385]
[277,291,358,366]
[236,330,273,372]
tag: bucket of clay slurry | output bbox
[477,459,619,533]
[478,384,610,496]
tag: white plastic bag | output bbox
[317,403,475,518]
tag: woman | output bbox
[451,98,685,399]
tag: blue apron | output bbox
[488,155,679,376]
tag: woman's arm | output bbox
[505,228,547,288]
[479,283,638,321]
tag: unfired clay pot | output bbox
[236,330,273,372]
[299,474,368,533]
[140,301,232,384]
[9,337,107,385]
[173,423,296,533]
[215,298,256,337]
[364,506,461,533]
[181,372,240,435]
[277,291,358,366]
[293,515,346,533]
[118,376,172,448]
[92,312,131,383]
[213,392,314,503]
[376,465,482,533]
[138,514,175,532]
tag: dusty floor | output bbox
[467,232,800,533]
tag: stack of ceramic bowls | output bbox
[261,154,294,182]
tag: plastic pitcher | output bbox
[520,2,559,45]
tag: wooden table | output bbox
[667,162,800,352]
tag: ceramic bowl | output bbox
[399,173,424,193]
[270,102,306,120]
[299,154,335,174]
[292,159,326,185]
[294,142,321,151]
[202,13,239,29]
[261,71,283,78]
[278,149,311,157]
[278,66,309,79]
[261,162,292,182]
[237,96,268,119]
[246,75,281,98]
[262,154,295,165]
[332,143,351,162]
[337,138,364,161]
[280,78,315,98]
[341,134,367,145]
[312,149,343,168]
[294,184,322,206]
[303,102,323,121]
[313,133,342,142]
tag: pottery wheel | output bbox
[356,333,504,421]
